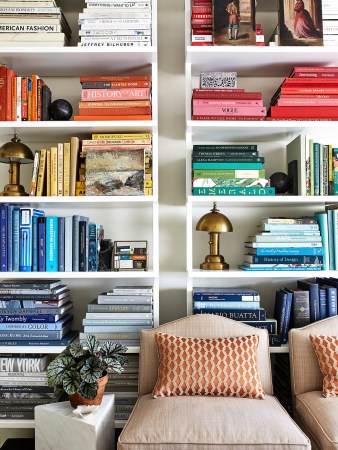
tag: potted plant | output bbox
[46,334,128,408]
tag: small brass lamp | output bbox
[0,133,34,196]
[196,202,233,270]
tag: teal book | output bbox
[193,300,261,310]
[192,144,258,151]
[326,207,335,270]
[313,142,320,196]
[238,265,321,271]
[333,209,338,270]
[315,211,329,270]
[46,216,59,272]
[193,187,275,196]
[192,162,263,169]
[12,208,20,272]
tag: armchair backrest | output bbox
[289,315,338,396]
[138,314,273,396]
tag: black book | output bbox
[0,280,61,290]
[79,220,87,272]
[42,84,51,121]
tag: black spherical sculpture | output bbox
[48,99,73,121]
[269,172,290,194]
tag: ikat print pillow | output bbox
[152,332,265,399]
[310,334,338,397]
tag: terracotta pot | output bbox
[68,372,108,408]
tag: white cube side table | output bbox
[35,394,115,450]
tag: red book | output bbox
[79,100,150,108]
[279,93,338,98]
[21,76,28,121]
[191,42,212,46]
[73,115,151,121]
[191,23,212,29]
[78,106,151,116]
[277,98,338,106]
[283,77,338,84]
[192,115,265,121]
[192,6,212,13]
[192,29,212,34]
[280,87,338,94]
[79,75,151,82]
[81,87,151,101]
[292,67,338,78]
[269,106,338,118]
[193,99,263,106]
[191,13,212,18]
[293,72,338,78]
[5,68,16,121]
[193,89,262,99]
[266,117,337,121]
[81,80,150,89]
[193,106,266,116]
[191,18,212,24]
[0,65,8,121]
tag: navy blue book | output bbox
[193,307,266,321]
[0,329,78,347]
[318,287,327,320]
[316,277,338,317]
[280,288,292,343]
[297,279,320,323]
[38,217,46,272]
[32,215,39,272]
[58,217,65,272]
[0,204,8,272]
[79,220,87,272]
[7,205,19,272]
[273,290,287,343]
[193,288,260,302]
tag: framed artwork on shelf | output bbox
[212,0,256,46]
[278,0,323,46]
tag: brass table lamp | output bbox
[196,202,233,270]
[0,133,34,196]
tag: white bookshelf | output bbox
[185,0,338,349]
[0,0,158,432]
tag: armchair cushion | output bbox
[152,332,265,399]
[310,335,338,397]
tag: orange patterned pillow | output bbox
[310,335,338,397]
[152,332,265,399]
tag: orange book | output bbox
[5,69,16,121]
[78,106,151,116]
[21,76,28,121]
[73,115,151,121]
[31,74,40,121]
[11,76,16,121]
[79,75,151,82]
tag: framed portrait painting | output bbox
[212,0,256,46]
[278,0,323,46]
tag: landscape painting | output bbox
[85,148,145,196]
[212,0,256,46]
[279,0,323,46]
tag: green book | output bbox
[193,169,265,178]
[193,187,275,196]
[192,144,257,151]
[192,162,263,170]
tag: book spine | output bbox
[193,293,259,301]
[37,217,46,272]
[97,295,152,304]
[79,220,87,272]
[58,216,65,272]
[88,223,97,272]
[83,318,152,326]
[70,137,80,197]
[6,206,16,272]
[193,187,275,196]
[0,411,35,420]
[32,216,38,272]
[193,99,263,106]
[87,304,152,312]
[83,325,150,333]
[192,162,263,169]
[64,216,73,272]
[245,255,323,264]
[50,146,58,196]
[72,216,82,271]
[19,208,44,272]
[12,209,20,272]
[81,87,151,101]
[29,150,40,196]
[193,106,266,116]
[292,292,310,327]
[249,247,324,255]
[41,84,51,121]
[63,142,71,196]
[0,205,7,271]
[5,69,15,121]
[192,89,262,99]
[0,314,64,323]
[193,169,264,178]
[45,216,58,272]
[193,308,266,321]
[57,143,63,196]
[242,320,277,334]
[0,329,67,339]
[0,66,7,121]
[326,287,338,317]
[36,148,47,196]
[86,312,152,319]
[193,301,261,310]
[45,149,51,197]
[81,80,150,88]
[0,319,70,331]
[78,106,151,115]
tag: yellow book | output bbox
[50,146,58,197]
[63,142,71,196]
[92,133,152,140]
[57,142,63,196]
[46,149,51,197]
[144,187,152,196]
[29,150,40,196]
[75,188,85,196]
[145,180,152,188]
[36,149,47,196]
[70,136,80,196]
[76,181,86,188]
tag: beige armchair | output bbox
[289,315,338,450]
[118,314,310,449]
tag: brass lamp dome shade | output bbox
[196,202,233,270]
[0,133,34,196]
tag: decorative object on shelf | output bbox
[72,404,100,418]
[49,99,73,121]
[46,334,128,408]
[113,240,148,271]
[196,202,233,270]
[0,133,34,196]
[98,239,113,271]
[269,172,290,194]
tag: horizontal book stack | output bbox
[192,143,274,196]
[0,0,71,47]
[0,66,52,121]
[0,279,77,348]
[80,285,154,348]
[240,216,324,272]
[0,353,62,420]
[191,0,212,46]
[82,132,153,196]
[113,390,138,423]
[192,287,279,345]
[323,0,338,46]
[113,241,148,271]
[268,66,338,120]
[78,0,152,48]
[74,74,152,121]
[0,204,105,272]
[192,71,266,121]
[29,137,80,197]
[273,277,338,344]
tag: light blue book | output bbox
[0,314,72,331]
[12,209,20,272]
[245,242,322,248]
[313,142,320,196]
[238,265,322,272]
[262,223,319,231]
[247,247,324,256]
[19,208,44,272]
[46,216,59,272]
[193,300,261,310]
[7,205,19,272]
[315,211,329,270]
[326,208,335,270]
[64,216,73,272]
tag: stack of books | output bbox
[74,74,152,121]
[80,285,154,348]
[323,1,338,46]
[0,353,62,420]
[239,216,324,272]
[268,66,338,120]
[78,0,152,48]
[0,279,77,348]
[192,287,279,343]
[0,0,71,47]
[191,0,212,46]
[192,143,274,196]
[192,71,266,121]
[81,132,153,196]
[0,66,52,121]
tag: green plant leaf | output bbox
[78,381,98,400]
[101,341,127,357]
[69,343,86,358]
[86,334,99,354]
[46,356,75,386]
[62,371,82,395]
[104,357,127,374]
[80,356,103,383]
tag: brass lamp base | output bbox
[1,183,29,196]
[200,255,229,271]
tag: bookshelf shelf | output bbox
[0,196,158,207]
[187,195,338,207]
[188,269,335,279]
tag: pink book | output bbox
[81,87,151,101]
[277,98,338,106]
[193,106,266,116]
[193,99,263,106]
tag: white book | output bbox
[0,17,62,23]
[85,3,151,8]
[0,24,62,32]
[64,216,73,272]
[0,1,57,6]
[85,312,153,319]
[79,17,151,24]
[79,12,151,19]
[57,143,63,196]
[79,28,151,35]
[80,35,150,42]
[0,6,61,13]
[78,41,151,47]
[80,22,151,29]
[16,76,21,121]
[0,32,65,41]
